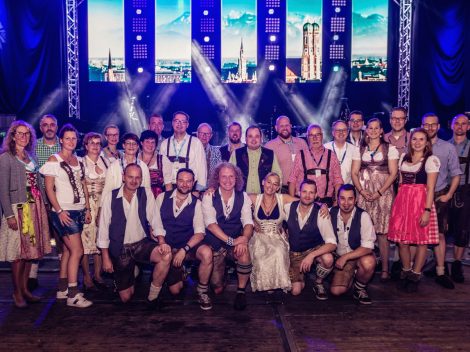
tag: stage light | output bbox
[269,35,277,42]
[204,66,211,73]
[335,7,341,13]
[333,65,340,72]
[268,9,275,15]
[136,9,142,15]
[136,35,142,41]
[333,34,339,41]
[203,10,209,16]
[269,64,276,71]
[137,67,144,73]
[204,36,210,43]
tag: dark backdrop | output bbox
[0,0,468,138]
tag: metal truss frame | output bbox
[66,0,80,119]
[397,0,413,110]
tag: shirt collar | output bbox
[39,136,59,146]
[339,207,357,226]
[170,189,193,204]
[117,186,138,200]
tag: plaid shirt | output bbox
[35,137,61,167]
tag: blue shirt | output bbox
[432,138,462,192]
[449,137,470,185]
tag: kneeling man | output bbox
[154,168,213,310]
[98,164,171,304]
[329,184,376,304]
[285,179,337,300]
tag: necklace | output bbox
[367,143,381,158]
[262,195,276,216]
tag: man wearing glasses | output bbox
[289,124,343,207]
[161,111,207,194]
[346,110,365,147]
[197,123,222,184]
[384,107,411,156]
[422,113,462,289]
[324,120,358,184]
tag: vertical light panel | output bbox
[88,0,125,82]
[155,0,192,83]
[351,0,388,81]
[286,0,322,83]
[221,0,257,83]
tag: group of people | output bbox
[0,108,468,311]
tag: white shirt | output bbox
[152,190,205,238]
[352,144,399,162]
[101,158,151,206]
[324,141,358,184]
[161,133,207,191]
[202,189,254,228]
[334,207,376,256]
[97,186,155,248]
[283,203,337,245]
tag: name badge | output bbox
[315,169,321,178]
[291,153,296,162]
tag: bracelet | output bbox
[377,190,383,196]
[226,236,234,246]
[424,208,431,212]
[56,209,63,214]
[183,244,191,253]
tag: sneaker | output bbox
[233,293,247,311]
[435,274,455,289]
[56,289,68,300]
[353,288,372,305]
[66,293,93,308]
[198,293,213,311]
[451,260,464,283]
[313,282,328,301]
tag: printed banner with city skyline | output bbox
[221,0,257,83]
[286,0,322,83]
[155,0,191,83]
[351,0,388,81]
[88,0,125,82]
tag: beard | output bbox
[229,137,241,145]
[177,187,192,195]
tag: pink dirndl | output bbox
[388,184,439,245]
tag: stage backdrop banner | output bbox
[0,0,67,120]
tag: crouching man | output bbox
[98,163,171,304]
[329,184,376,304]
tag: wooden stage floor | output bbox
[0,268,469,352]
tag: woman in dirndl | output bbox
[388,128,440,292]
[0,121,51,308]
[139,130,164,198]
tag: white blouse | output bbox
[398,154,440,173]
[352,144,399,161]
[39,154,85,211]
[83,155,108,180]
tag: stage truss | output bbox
[397,0,413,110]
[66,0,80,119]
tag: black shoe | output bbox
[353,288,372,305]
[435,274,455,289]
[451,260,465,283]
[92,278,109,290]
[233,293,247,311]
[27,278,39,292]
[147,295,164,311]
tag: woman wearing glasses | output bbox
[351,118,399,282]
[0,121,51,308]
[40,123,93,308]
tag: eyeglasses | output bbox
[333,129,348,134]
[198,132,212,137]
[173,120,188,125]
[422,123,439,129]
[350,119,363,124]
[307,133,323,139]
[15,131,31,138]
[391,117,406,122]
[124,142,138,147]
[88,141,101,146]
[106,133,119,138]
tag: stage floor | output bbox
[0,268,469,352]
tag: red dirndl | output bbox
[388,184,439,245]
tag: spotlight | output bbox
[137,67,144,73]
[136,9,142,15]
[335,7,341,13]
[136,35,142,41]
[203,10,209,16]
[268,9,274,15]
[204,66,211,73]
[332,65,340,72]
[268,64,276,71]
[333,34,339,41]
[204,36,210,43]
[269,35,277,42]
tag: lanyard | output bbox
[332,143,347,165]
[172,137,187,160]
[368,144,381,159]
[311,148,325,167]
[120,156,138,170]
[452,139,469,157]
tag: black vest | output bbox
[235,146,274,191]
[205,190,245,250]
[160,191,198,249]
[108,187,151,258]
[330,206,363,251]
[286,201,324,252]
[219,144,231,162]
